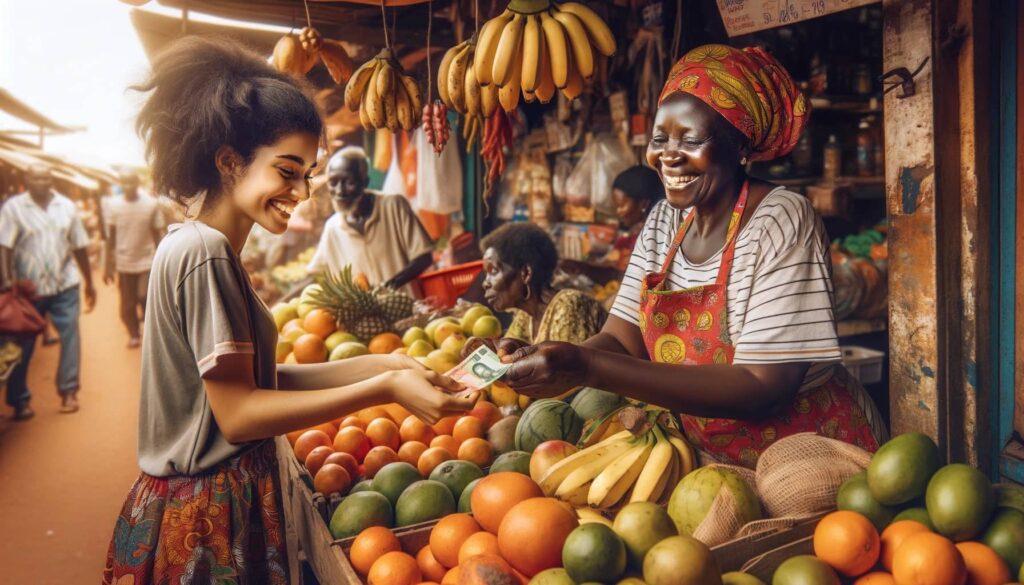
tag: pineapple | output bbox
[373,287,415,323]
[308,266,377,327]
[351,314,392,341]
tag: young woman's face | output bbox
[230,132,319,234]
[481,247,527,311]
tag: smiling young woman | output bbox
[101,37,476,585]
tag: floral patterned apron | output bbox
[638,181,882,467]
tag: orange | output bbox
[310,421,339,438]
[360,406,395,424]
[384,403,413,423]
[853,573,896,585]
[813,510,881,577]
[441,566,460,585]
[305,445,335,476]
[368,551,422,585]
[417,447,454,478]
[430,435,461,454]
[293,333,328,363]
[429,513,482,568]
[303,308,338,339]
[458,531,500,564]
[324,451,360,480]
[367,418,402,450]
[459,554,520,585]
[468,401,502,430]
[497,497,579,577]
[955,542,1011,585]
[470,472,544,534]
[401,416,437,445]
[398,441,429,467]
[313,463,351,496]
[364,446,399,479]
[294,430,333,462]
[281,318,305,336]
[369,333,405,355]
[458,438,494,467]
[453,416,486,443]
[415,545,447,583]
[285,428,306,446]
[432,416,459,436]
[334,427,372,462]
[880,520,933,571]
[340,416,367,431]
[892,532,967,585]
[350,526,401,576]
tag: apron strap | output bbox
[654,181,750,290]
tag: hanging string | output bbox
[302,0,312,29]
[474,0,480,34]
[380,0,391,48]
[426,0,433,102]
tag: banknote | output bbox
[445,345,511,390]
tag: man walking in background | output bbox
[103,171,163,347]
[0,163,96,419]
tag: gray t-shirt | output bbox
[138,222,278,477]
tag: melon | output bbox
[569,387,625,422]
[515,399,583,453]
[666,465,763,547]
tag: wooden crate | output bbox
[711,515,824,574]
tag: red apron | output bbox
[639,181,882,467]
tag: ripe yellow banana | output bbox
[560,481,593,507]
[399,74,422,114]
[498,47,523,112]
[475,10,513,86]
[437,44,460,109]
[657,448,680,504]
[492,13,525,87]
[588,436,654,508]
[376,60,395,99]
[557,2,617,57]
[358,96,372,130]
[363,72,385,128]
[395,84,413,131]
[520,14,542,92]
[384,84,398,130]
[345,58,379,112]
[562,51,584,100]
[552,10,594,79]
[629,428,674,503]
[540,10,569,88]
[464,64,482,117]
[535,28,556,103]
[539,430,632,495]
[665,429,696,477]
[555,437,634,498]
[481,83,499,117]
[448,43,473,113]
[576,508,614,528]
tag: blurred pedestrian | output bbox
[0,162,97,419]
[103,171,164,347]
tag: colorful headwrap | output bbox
[659,44,809,162]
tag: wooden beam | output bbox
[1014,0,1024,439]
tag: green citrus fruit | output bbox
[563,523,627,583]
[329,491,392,539]
[867,432,940,505]
[528,568,577,585]
[837,472,898,532]
[372,462,422,507]
[722,572,767,585]
[771,555,840,585]
[430,459,485,501]
[643,536,721,585]
[981,508,1024,572]
[394,479,455,527]
[925,463,994,541]
[612,502,678,569]
[892,507,936,531]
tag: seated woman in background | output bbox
[612,165,665,268]
[479,223,606,352]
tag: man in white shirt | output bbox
[103,171,164,347]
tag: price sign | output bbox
[715,0,878,37]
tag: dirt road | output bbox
[0,279,141,584]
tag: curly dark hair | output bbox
[132,36,323,209]
[480,222,558,295]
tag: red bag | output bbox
[0,281,46,336]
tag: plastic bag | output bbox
[564,134,636,218]
[0,281,46,336]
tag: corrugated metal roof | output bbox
[0,88,77,133]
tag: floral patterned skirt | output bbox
[102,441,289,585]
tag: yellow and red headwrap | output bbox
[659,44,809,162]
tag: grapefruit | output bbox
[430,460,485,501]
[980,508,1024,572]
[891,531,967,585]
[329,491,394,539]
[395,480,456,527]
[612,501,678,569]
[470,472,544,534]
[771,555,840,585]
[429,513,481,568]
[373,462,423,506]
[837,472,898,532]
[497,497,579,577]
[925,464,994,541]
[879,520,932,571]
[642,535,722,585]
[562,523,627,583]
[867,433,940,506]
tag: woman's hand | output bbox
[462,336,529,360]
[503,342,589,398]
[384,369,480,424]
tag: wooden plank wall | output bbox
[1015,0,1023,440]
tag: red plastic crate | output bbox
[416,260,483,308]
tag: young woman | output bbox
[102,37,477,584]
[502,45,887,468]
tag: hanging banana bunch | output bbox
[344,48,424,132]
[438,38,501,119]
[271,27,355,84]
[472,0,616,112]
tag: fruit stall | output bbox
[123,0,1024,583]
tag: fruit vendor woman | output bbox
[307,146,434,295]
[503,44,888,467]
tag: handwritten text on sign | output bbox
[716,0,878,37]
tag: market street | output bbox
[0,276,140,584]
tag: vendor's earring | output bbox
[740,156,748,166]
[524,286,532,301]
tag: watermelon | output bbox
[570,387,625,422]
[515,399,583,453]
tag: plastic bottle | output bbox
[823,134,841,183]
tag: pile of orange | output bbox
[808,510,1013,585]
[285,401,503,500]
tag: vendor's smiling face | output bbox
[327,155,368,211]
[646,93,748,210]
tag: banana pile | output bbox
[345,48,424,132]
[538,408,696,510]
[470,0,616,111]
[271,27,354,84]
[439,39,501,117]
[0,341,22,381]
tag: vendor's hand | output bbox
[103,270,115,286]
[83,284,97,313]
[503,341,589,398]
[385,369,479,424]
[462,336,529,360]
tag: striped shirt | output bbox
[0,192,89,297]
[610,187,840,391]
